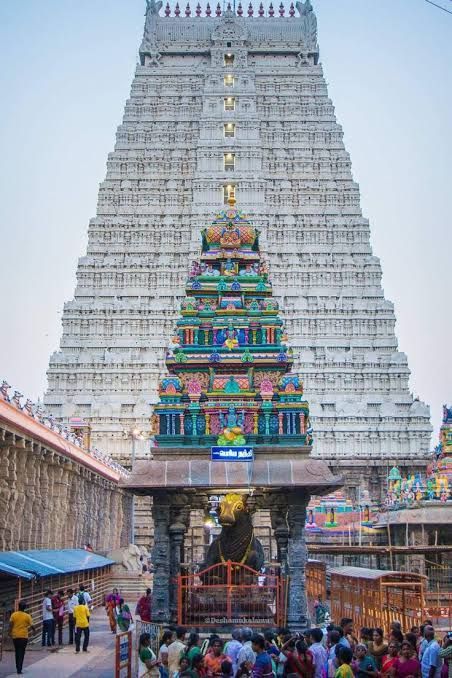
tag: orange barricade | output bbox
[177,560,285,628]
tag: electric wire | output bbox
[424,0,452,14]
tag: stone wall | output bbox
[0,396,132,552]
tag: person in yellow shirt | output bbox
[335,646,354,678]
[9,600,35,675]
[73,594,90,653]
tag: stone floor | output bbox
[0,605,135,677]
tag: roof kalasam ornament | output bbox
[152,200,313,448]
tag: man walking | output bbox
[9,600,35,675]
[73,593,91,654]
[66,588,79,645]
[41,589,54,647]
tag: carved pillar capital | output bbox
[269,494,289,569]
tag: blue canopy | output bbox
[0,549,115,579]
[0,562,34,580]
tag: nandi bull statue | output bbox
[203,493,264,573]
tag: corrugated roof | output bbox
[329,566,398,580]
[0,549,115,579]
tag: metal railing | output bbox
[177,560,285,628]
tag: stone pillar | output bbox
[286,492,309,632]
[270,500,289,571]
[169,496,190,622]
[0,443,18,549]
[151,492,171,624]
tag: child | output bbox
[335,647,354,678]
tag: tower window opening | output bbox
[224,74,235,88]
[224,153,235,171]
[223,184,236,204]
[224,123,236,138]
[224,53,234,66]
[224,97,236,111]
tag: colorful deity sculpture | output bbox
[218,406,246,446]
[152,198,311,448]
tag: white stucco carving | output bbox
[45,3,432,476]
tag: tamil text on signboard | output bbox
[211,446,254,462]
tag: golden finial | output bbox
[227,193,237,207]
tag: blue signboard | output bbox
[211,446,254,462]
[119,633,130,663]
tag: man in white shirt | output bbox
[308,628,328,678]
[66,588,79,645]
[168,626,186,678]
[41,590,54,647]
[78,585,92,609]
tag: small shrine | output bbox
[386,407,452,508]
[372,406,452,573]
[152,197,311,449]
[123,200,341,631]
[305,490,377,539]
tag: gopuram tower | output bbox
[45,0,432,513]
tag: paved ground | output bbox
[0,606,135,677]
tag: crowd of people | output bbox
[136,621,452,678]
[7,585,93,674]
[41,585,93,650]
[7,584,452,678]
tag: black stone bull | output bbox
[202,494,264,578]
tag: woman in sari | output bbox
[105,587,120,633]
[186,633,202,665]
[391,640,421,678]
[139,632,159,678]
[116,598,133,632]
[381,642,400,676]
[370,628,388,670]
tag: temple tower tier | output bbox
[153,198,312,449]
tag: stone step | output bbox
[108,574,153,599]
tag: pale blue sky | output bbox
[0,0,451,439]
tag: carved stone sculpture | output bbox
[203,494,264,572]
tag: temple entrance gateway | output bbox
[122,201,342,630]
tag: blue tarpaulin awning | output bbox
[0,549,115,579]
[0,562,34,580]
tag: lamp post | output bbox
[124,427,147,544]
